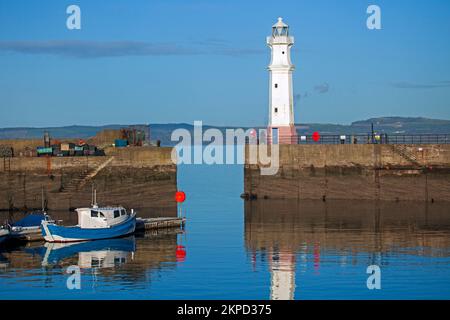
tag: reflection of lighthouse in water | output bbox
[269,249,296,300]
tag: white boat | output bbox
[41,205,137,243]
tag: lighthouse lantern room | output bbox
[267,17,298,144]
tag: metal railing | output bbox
[264,134,450,145]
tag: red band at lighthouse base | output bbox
[267,125,298,144]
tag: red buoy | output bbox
[175,191,186,203]
[312,131,320,142]
[176,245,186,262]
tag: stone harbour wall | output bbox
[0,147,177,216]
[244,144,450,201]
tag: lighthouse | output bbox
[267,17,298,144]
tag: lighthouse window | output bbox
[274,108,278,113]
[274,84,278,88]
[282,51,285,54]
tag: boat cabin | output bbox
[76,206,130,229]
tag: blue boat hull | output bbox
[41,214,136,243]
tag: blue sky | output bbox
[0,0,449,127]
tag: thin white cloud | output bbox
[0,40,264,58]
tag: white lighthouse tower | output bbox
[267,17,298,144]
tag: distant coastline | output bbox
[1,116,450,146]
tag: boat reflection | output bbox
[245,200,450,300]
[41,237,136,268]
[0,228,185,286]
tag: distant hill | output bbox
[1,117,449,146]
[0,125,124,140]
[296,117,450,135]
[349,117,450,134]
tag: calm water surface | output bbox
[1,164,450,299]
